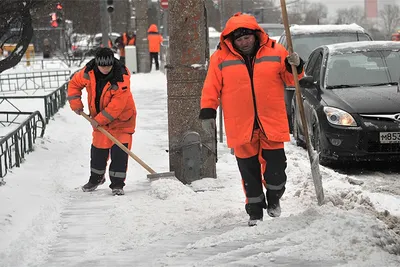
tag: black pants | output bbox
[89,144,129,189]
[236,149,287,216]
[150,52,159,70]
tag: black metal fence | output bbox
[0,70,70,182]
[0,111,45,178]
[0,81,68,124]
[0,69,71,93]
[13,58,86,70]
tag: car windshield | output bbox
[326,49,400,88]
[262,27,284,37]
[293,32,371,60]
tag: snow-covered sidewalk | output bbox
[0,71,399,267]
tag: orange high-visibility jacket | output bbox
[118,33,136,57]
[67,60,137,136]
[200,13,303,148]
[147,24,163,53]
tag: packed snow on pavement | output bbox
[0,68,399,267]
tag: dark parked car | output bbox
[278,24,373,132]
[292,41,400,164]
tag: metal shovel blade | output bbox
[147,171,177,181]
[310,151,324,205]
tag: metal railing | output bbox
[0,69,71,93]
[0,111,45,178]
[0,81,68,124]
[13,58,87,70]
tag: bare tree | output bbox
[335,6,366,25]
[0,0,47,73]
[380,4,400,38]
[287,0,327,25]
[303,2,327,24]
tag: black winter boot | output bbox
[266,188,285,217]
[82,176,105,192]
[246,203,264,227]
[111,187,124,196]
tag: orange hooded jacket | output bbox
[200,13,303,148]
[118,32,136,57]
[67,59,137,148]
[147,24,163,53]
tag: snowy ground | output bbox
[0,69,400,267]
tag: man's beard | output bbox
[239,44,255,55]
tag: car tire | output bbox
[292,99,306,148]
[311,121,330,166]
[285,89,295,134]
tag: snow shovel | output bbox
[279,0,324,205]
[81,112,176,180]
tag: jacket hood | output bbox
[148,24,158,33]
[219,12,269,53]
[221,12,265,40]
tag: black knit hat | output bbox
[95,47,114,66]
[231,27,256,41]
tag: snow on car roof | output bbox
[209,27,221,38]
[290,24,366,35]
[326,41,400,54]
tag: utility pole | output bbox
[129,0,136,30]
[167,0,217,183]
[135,0,150,73]
[219,0,225,30]
[100,0,109,47]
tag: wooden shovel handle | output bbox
[81,112,156,174]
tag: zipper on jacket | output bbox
[243,53,266,141]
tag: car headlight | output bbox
[323,107,357,127]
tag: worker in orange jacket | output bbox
[147,24,163,71]
[67,48,137,195]
[199,13,304,226]
[115,31,136,65]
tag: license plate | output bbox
[379,132,400,143]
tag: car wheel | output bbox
[312,121,329,166]
[312,122,321,152]
[292,101,306,148]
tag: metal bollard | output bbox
[181,131,201,184]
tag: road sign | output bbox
[160,0,168,9]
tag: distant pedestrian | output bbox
[199,13,304,226]
[43,38,52,58]
[115,31,136,65]
[147,24,163,71]
[67,48,137,195]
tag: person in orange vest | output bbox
[199,13,304,226]
[115,30,136,65]
[67,48,137,196]
[147,24,163,71]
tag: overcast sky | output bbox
[308,0,364,16]
[309,0,399,16]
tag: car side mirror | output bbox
[299,76,315,88]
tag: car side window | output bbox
[279,35,286,49]
[305,51,318,76]
[312,51,323,82]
